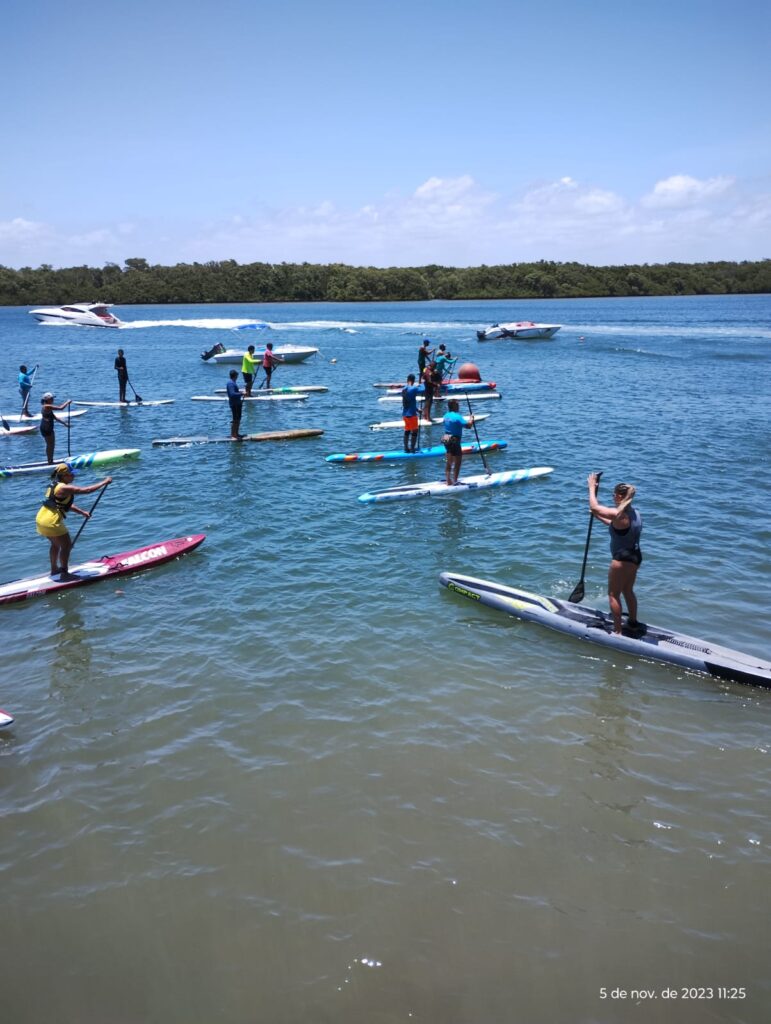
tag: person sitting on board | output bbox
[114,348,129,403]
[39,392,72,464]
[442,399,473,486]
[36,464,112,577]
[417,339,434,377]
[401,373,425,453]
[226,370,245,439]
[241,346,259,397]
[587,473,643,635]
[262,343,283,389]
[18,364,35,417]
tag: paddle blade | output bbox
[568,581,585,604]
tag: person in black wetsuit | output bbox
[588,474,643,635]
[114,349,128,403]
[39,392,73,464]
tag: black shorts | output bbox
[614,548,643,566]
[443,435,462,456]
[242,372,253,386]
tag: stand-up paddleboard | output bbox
[213,386,328,395]
[373,378,484,389]
[0,708,14,728]
[0,449,140,478]
[384,382,496,395]
[190,394,307,403]
[359,467,553,503]
[369,414,490,431]
[1,410,88,423]
[0,534,205,606]
[153,429,324,446]
[1,425,38,437]
[378,392,501,404]
[439,572,771,690]
[326,440,507,463]
[73,400,175,407]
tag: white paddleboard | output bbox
[358,467,553,503]
[73,400,175,407]
[190,394,307,403]
[2,410,88,423]
[369,414,490,431]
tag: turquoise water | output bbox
[1,295,770,1022]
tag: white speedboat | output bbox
[29,302,123,328]
[477,321,561,341]
[209,344,319,365]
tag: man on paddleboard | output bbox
[241,346,260,396]
[417,339,433,376]
[261,343,283,389]
[442,399,473,486]
[114,349,128,403]
[227,370,245,439]
[401,374,425,453]
[36,464,112,577]
[587,473,643,635]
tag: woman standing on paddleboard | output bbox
[36,464,112,577]
[587,474,643,635]
[39,392,73,464]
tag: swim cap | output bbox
[42,391,54,400]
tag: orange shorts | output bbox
[403,415,419,431]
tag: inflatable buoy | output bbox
[458,362,481,381]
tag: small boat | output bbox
[29,302,123,328]
[153,429,324,447]
[1,425,38,437]
[208,345,319,365]
[369,414,489,431]
[359,467,553,503]
[1,410,88,424]
[384,381,496,396]
[439,573,771,689]
[476,321,561,341]
[326,441,507,463]
[0,535,205,606]
[378,391,501,404]
[0,448,140,478]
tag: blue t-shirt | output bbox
[401,384,424,417]
[226,379,242,405]
[443,410,466,438]
[18,370,32,393]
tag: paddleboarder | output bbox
[39,392,73,464]
[421,362,437,422]
[241,346,260,396]
[417,339,433,376]
[401,374,425,453]
[18,364,35,417]
[442,399,473,486]
[114,349,129,403]
[262,343,283,389]
[227,370,245,439]
[35,464,112,577]
[587,473,643,635]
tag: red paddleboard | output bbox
[0,534,205,606]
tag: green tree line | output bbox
[1,257,769,305]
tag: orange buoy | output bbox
[458,362,481,381]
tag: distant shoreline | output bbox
[3,257,769,306]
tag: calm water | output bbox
[1,295,770,1023]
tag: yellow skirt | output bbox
[36,506,68,538]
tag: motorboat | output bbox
[207,344,320,365]
[476,321,561,341]
[29,302,123,328]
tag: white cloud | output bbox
[641,174,735,208]
[2,173,768,268]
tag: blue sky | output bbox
[2,0,769,268]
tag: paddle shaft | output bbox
[569,472,603,603]
[126,373,143,402]
[71,481,111,549]
[465,393,490,475]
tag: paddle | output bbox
[0,407,9,431]
[71,480,111,549]
[126,373,143,403]
[66,400,71,457]
[464,393,490,476]
[569,471,603,604]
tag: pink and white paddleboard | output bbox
[0,534,205,606]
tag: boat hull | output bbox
[477,322,561,341]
